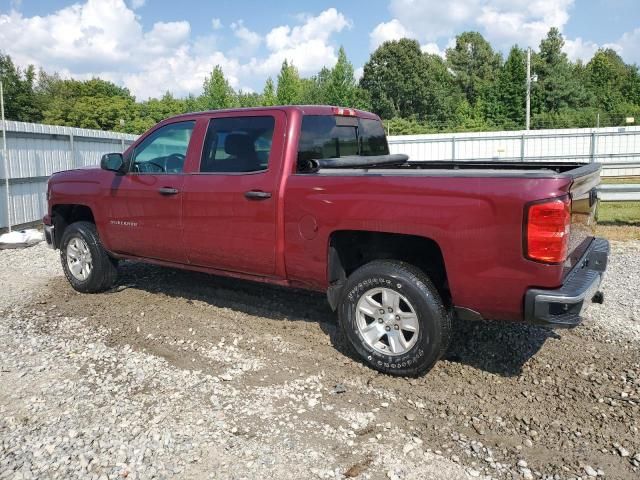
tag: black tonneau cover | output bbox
[301,154,409,171]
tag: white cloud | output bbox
[211,18,222,30]
[369,19,412,51]
[389,0,480,42]
[230,20,261,57]
[260,7,351,76]
[373,0,577,52]
[421,42,444,57]
[369,19,450,58]
[477,0,574,49]
[615,28,640,65]
[0,1,351,99]
[265,8,350,52]
[129,0,145,9]
[563,37,603,62]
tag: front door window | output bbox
[132,121,195,174]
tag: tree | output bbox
[7,27,640,135]
[533,28,587,114]
[0,53,41,122]
[236,90,263,107]
[276,60,302,105]
[128,92,188,133]
[421,53,462,124]
[489,46,527,128]
[446,32,502,106]
[360,39,435,119]
[324,47,362,107]
[201,65,236,110]
[262,77,276,106]
[298,67,329,105]
[587,49,629,112]
[41,77,137,131]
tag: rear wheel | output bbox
[60,221,118,293]
[338,260,451,376]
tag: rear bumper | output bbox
[524,237,609,328]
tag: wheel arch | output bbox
[326,230,449,310]
[51,204,96,249]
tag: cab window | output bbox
[132,121,195,174]
[297,115,389,170]
[200,116,275,173]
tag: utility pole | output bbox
[525,47,531,131]
[1,80,12,232]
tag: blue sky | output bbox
[1,0,639,99]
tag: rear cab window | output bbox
[297,115,389,171]
[200,116,275,173]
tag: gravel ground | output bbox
[1,241,639,480]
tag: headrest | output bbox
[224,133,254,157]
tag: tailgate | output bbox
[566,164,601,272]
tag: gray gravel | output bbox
[586,240,640,341]
[0,243,476,480]
[1,240,639,480]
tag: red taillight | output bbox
[525,196,571,264]
[331,106,356,116]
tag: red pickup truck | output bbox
[43,105,609,376]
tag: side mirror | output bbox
[100,153,125,174]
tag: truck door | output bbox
[181,111,285,276]
[105,120,195,263]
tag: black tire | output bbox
[60,221,118,293]
[338,260,451,377]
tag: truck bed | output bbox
[314,161,599,179]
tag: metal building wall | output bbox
[1,121,137,229]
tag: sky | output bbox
[0,0,639,100]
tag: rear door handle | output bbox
[158,187,179,196]
[244,190,272,200]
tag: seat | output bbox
[224,133,259,172]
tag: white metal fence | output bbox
[1,122,640,229]
[1,121,137,229]
[388,125,640,177]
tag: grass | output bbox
[601,176,640,184]
[595,225,640,241]
[596,200,640,240]
[598,201,640,225]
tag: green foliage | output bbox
[360,39,463,123]
[360,39,431,119]
[201,65,236,110]
[586,49,635,114]
[532,28,588,113]
[3,28,640,135]
[262,77,276,106]
[446,31,502,106]
[488,46,527,128]
[324,46,370,109]
[0,54,42,122]
[39,77,137,131]
[276,60,302,105]
[299,69,330,105]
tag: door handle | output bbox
[244,190,272,200]
[158,187,179,196]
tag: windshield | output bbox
[297,115,389,167]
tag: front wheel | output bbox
[60,221,118,293]
[338,260,451,376]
